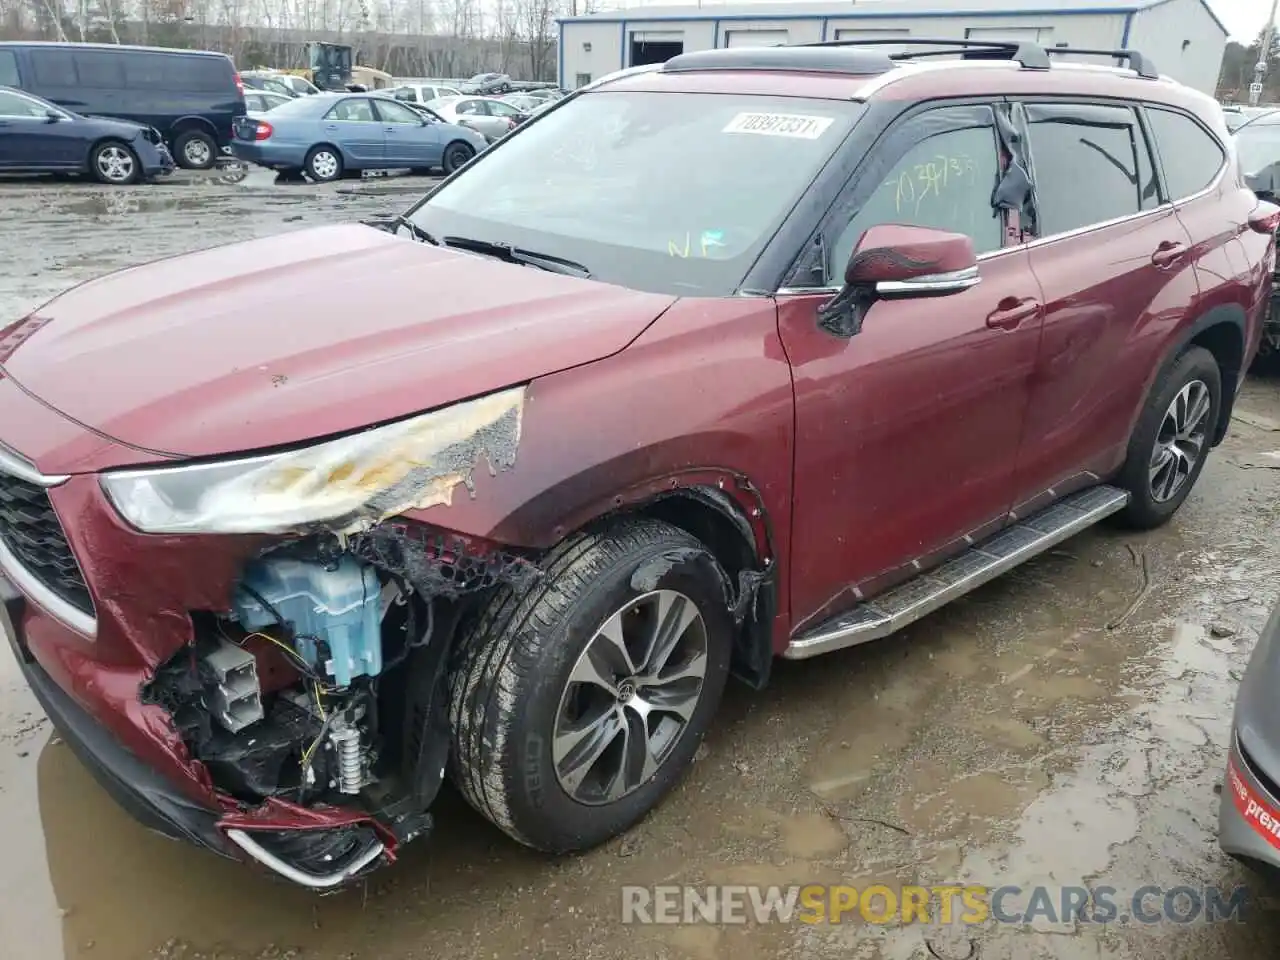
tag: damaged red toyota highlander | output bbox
[0,41,1273,888]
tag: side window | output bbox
[327,98,375,122]
[30,49,76,86]
[489,101,521,117]
[0,90,46,117]
[1145,107,1225,201]
[123,52,167,87]
[0,51,18,87]
[375,99,421,124]
[167,56,229,92]
[828,114,1003,278]
[456,99,483,115]
[74,50,124,87]
[1024,103,1155,236]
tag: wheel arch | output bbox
[170,115,217,136]
[1172,305,1247,446]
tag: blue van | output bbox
[0,42,244,169]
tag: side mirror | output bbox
[845,224,979,295]
[819,225,979,338]
[45,110,61,123]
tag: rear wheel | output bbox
[305,145,343,182]
[448,518,732,852]
[173,129,217,170]
[1114,345,1221,529]
[90,141,140,185]
[442,140,475,175]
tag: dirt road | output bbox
[2,173,1280,960]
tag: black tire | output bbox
[1114,345,1221,529]
[305,145,343,183]
[448,518,732,852]
[173,129,217,170]
[442,140,475,175]
[89,140,141,185]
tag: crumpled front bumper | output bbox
[3,573,398,887]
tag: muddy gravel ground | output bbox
[4,172,1280,960]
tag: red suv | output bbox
[0,40,1273,888]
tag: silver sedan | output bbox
[423,95,528,142]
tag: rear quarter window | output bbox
[74,50,124,87]
[167,55,233,92]
[1144,107,1225,201]
[123,52,169,88]
[0,50,18,87]
[30,48,76,86]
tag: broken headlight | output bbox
[100,387,525,534]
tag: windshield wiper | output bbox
[441,236,591,278]
[392,215,441,246]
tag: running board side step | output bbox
[784,484,1130,660]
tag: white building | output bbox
[556,0,1228,94]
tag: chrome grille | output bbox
[0,469,93,619]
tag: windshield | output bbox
[408,91,862,296]
[1235,113,1280,175]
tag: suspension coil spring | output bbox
[330,723,363,795]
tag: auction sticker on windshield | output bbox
[723,112,834,139]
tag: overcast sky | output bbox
[1213,0,1273,41]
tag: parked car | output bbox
[387,81,463,104]
[0,85,173,182]
[0,41,244,170]
[231,91,486,180]
[1221,597,1280,875]
[241,70,298,98]
[0,40,1272,891]
[1232,109,1280,367]
[500,92,552,114]
[461,71,511,95]
[244,89,291,112]
[424,94,527,141]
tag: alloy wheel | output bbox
[96,145,135,183]
[1149,379,1212,503]
[552,589,709,805]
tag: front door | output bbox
[776,102,1044,632]
[374,97,441,166]
[1008,101,1200,514]
[0,90,68,168]
[322,97,384,164]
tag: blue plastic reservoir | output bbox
[232,555,382,689]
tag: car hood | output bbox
[0,223,676,466]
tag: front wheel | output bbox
[91,141,140,185]
[441,140,475,175]
[1114,344,1221,529]
[448,518,732,852]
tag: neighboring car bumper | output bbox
[1220,737,1280,875]
[139,139,176,177]
[1220,598,1280,874]
[232,141,307,170]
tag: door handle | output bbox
[985,297,1040,330]
[1151,240,1187,268]
[325,124,338,130]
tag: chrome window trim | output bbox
[0,443,68,488]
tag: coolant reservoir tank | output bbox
[232,556,382,688]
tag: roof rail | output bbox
[798,38,1050,71]
[1044,46,1159,79]
[661,46,896,76]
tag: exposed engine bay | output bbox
[140,531,537,879]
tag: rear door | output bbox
[1010,100,1198,514]
[322,96,384,163]
[1144,106,1259,372]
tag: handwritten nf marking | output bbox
[883,153,981,215]
[722,112,835,140]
